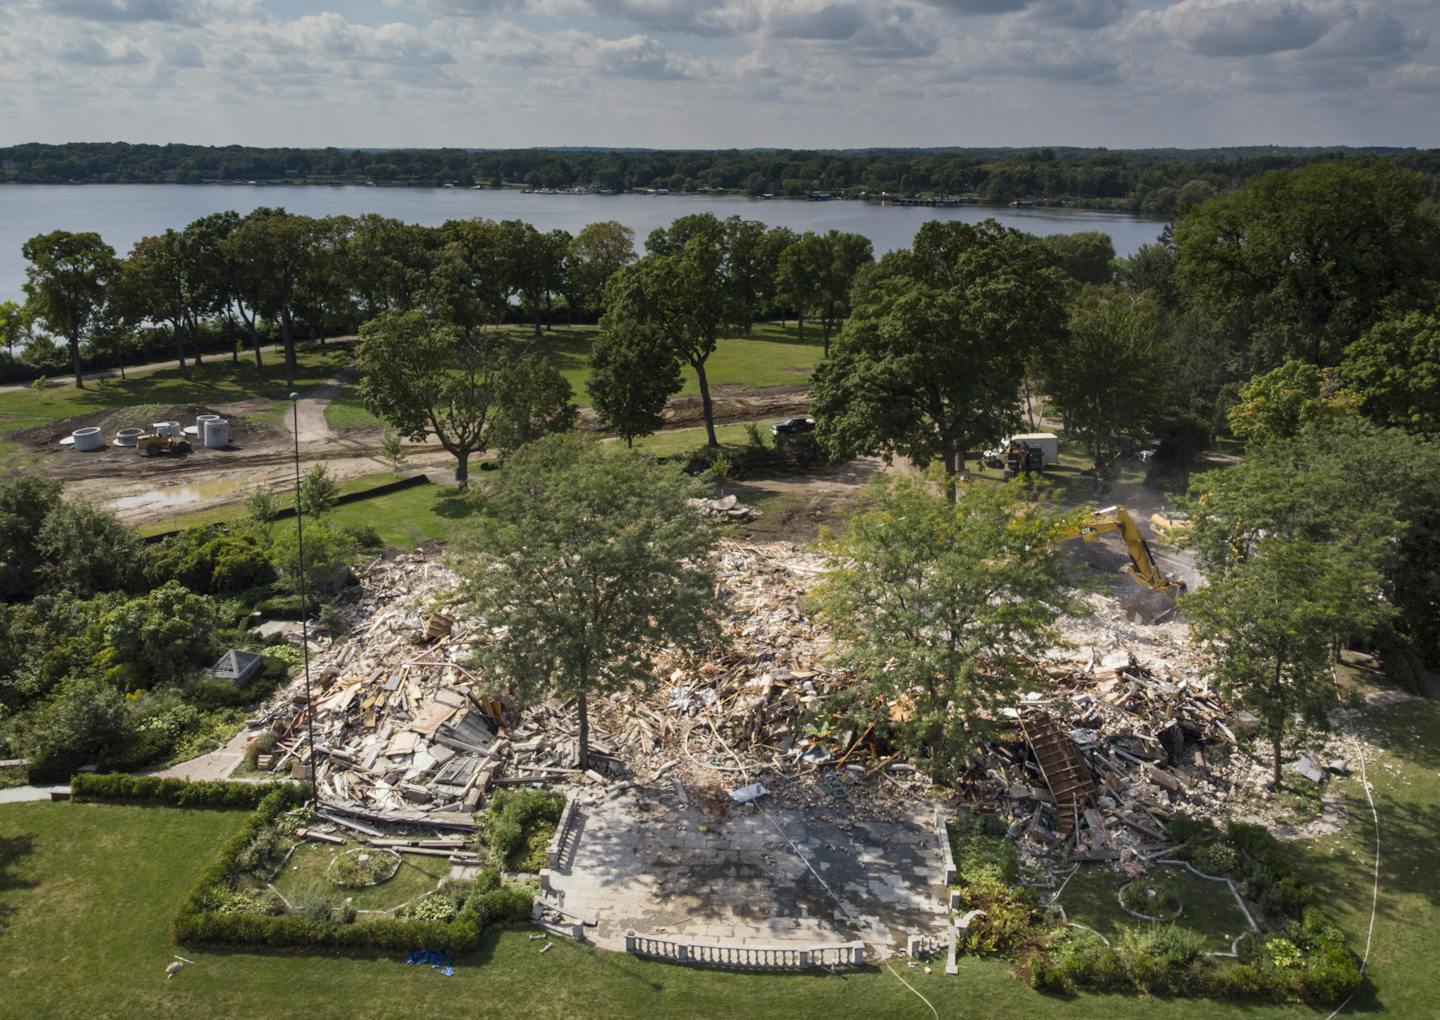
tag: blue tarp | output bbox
[404,949,454,976]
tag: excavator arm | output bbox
[1062,505,1186,597]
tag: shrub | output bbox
[1026,927,1126,993]
[1121,877,1181,917]
[1117,925,1209,995]
[270,522,353,595]
[947,814,1018,884]
[299,464,339,518]
[1164,815,1220,848]
[483,788,564,871]
[327,848,401,888]
[244,731,278,770]
[70,772,291,809]
[20,677,135,781]
[954,868,1039,956]
[1192,841,1238,875]
[340,523,383,550]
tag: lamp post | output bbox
[291,392,321,808]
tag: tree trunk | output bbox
[577,687,590,772]
[1272,732,1283,788]
[797,316,804,343]
[822,321,831,358]
[69,336,84,388]
[248,320,263,368]
[228,318,238,364]
[695,357,718,447]
[944,444,962,502]
[453,448,470,488]
[191,318,204,366]
[281,307,296,388]
[172,327,189,379]
[116,344,126,381]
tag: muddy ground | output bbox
[31,383,816,527]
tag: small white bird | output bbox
[165,961,183,980]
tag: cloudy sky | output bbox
[1,0,1437,149]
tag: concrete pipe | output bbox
[203,419,229,449]
[114,428,144,447]
[153,421,181,436]
[72,427,103,452]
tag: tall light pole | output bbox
[291,393,321,808]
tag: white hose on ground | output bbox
[1323,737,1380,1020]
[705,714,941,1019]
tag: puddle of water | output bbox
[107,476,257,513]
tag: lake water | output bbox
[0,184,1168,303]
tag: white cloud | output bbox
[1152,0,1331,58]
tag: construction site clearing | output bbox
[239,540,1372,958]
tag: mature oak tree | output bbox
[1044,285,1170,470]
[811,220,1067,499]
[811,474,1079,778]
[451,434,717,770]
[21,230,118,388]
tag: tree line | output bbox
[4,141,1438,214]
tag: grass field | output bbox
[1057,865,1255,954]
[3,695,1433,1019]
[270,844,450,913]
[323,322,823,431]
[0,346,350,464]
[136,473,482,547]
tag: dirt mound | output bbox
[15,404,274,451]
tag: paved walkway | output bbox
[0,784,68,804]
[147,728,258,782]
[545,784,948,956]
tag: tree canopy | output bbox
[811,219,1067,497]
[810,474,1079,777]
[451,434,718,769]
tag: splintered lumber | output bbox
[317,810,387,838]
[296,828,346,846]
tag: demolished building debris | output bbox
[245,541,1363,863]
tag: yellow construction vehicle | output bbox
[136,433,190,456]
[1062,505,1186,597]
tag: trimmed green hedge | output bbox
[172,786,533,954]
[70,773,291,809]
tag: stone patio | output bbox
[543,784,949,956]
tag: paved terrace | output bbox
[544,784,949,957]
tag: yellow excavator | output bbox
[1062,505,1186,597]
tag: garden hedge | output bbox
[170,785,533,953]
[70,773,291,809]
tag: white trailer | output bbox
[1007,432,1059,466]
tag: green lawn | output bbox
[1056,864,1255,953]
[326,323,825,432]
[270,843,451,913]
[0,346,351,463]
[136,475,482,548]
[5,694,1433,1018]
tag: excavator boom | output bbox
[1062,505,1186,597]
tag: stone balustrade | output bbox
[625,931,865,970]
[545,796,577,870]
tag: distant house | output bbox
[207,649,264,689]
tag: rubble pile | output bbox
[248,541,1337,856]
[591,543,909,807]
[962,658,1239,866]
[252,553,601,832]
